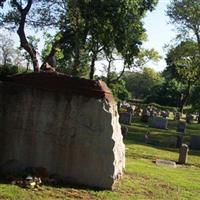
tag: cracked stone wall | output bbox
[0,78,125,189]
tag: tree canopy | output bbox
[123,67,163,99]
[163,40,200,111]
[0,0,158,77]
[167,0,200,52]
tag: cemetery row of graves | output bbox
[119,103,200,151]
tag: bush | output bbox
[0,64,18,80]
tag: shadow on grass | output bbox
[132,116,200,132]
[124,116,200,150]
[0,175,106,192]
[124,129,200,158]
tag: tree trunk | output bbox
[72,50,80,76]
[3,54,7,66]
[72,29,81,76]
[14,0,40,72]
[89,52,97,80]
[195,31,200,55]
[106,59,112,86]
[179,81,191,113]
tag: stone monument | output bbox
[0,72,125,189]
[178,144,189,164]
[174,112,181,120]
[190,135,200,150]
[186,114,193,124]
[149,117,168,129]
[119,112,132,125]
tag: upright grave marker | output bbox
[190,136,200,150]
[178,144,189,164]
[149,116,168,129]
[119,112,132,125]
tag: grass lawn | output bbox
[0,116,200,200]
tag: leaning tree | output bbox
[0,0,67,72]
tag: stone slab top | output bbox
[4,72,114,102]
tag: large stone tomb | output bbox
[0,72,125,189]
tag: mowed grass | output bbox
[0,116,200,200]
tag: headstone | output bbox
[156,159,176,168]
[149,109,156,117]
[119,112,132,125]
[178,144,189,164]
[176,121,186,134]
[190,135,200,150]
[186,114,193,124]
[149,117,168,129]
[174,112,181,120]
[161,111,167,118]
[140,109,150,122]
[127,106,134,114]
[135,106,141,116]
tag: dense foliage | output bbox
[123,67,163,99]
[0,0,158,77]
[1,0,200,111]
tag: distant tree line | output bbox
[124,0,200,113]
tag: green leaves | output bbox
[165,40,200,84]
[167,0,200,48]
[123,67,163,99]
[1,0,158,76]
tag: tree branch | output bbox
[109,64,126,84]
[0,0,6,7]
[13,0,39,72]
[23,0,32,14]
[12,0,22,12]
